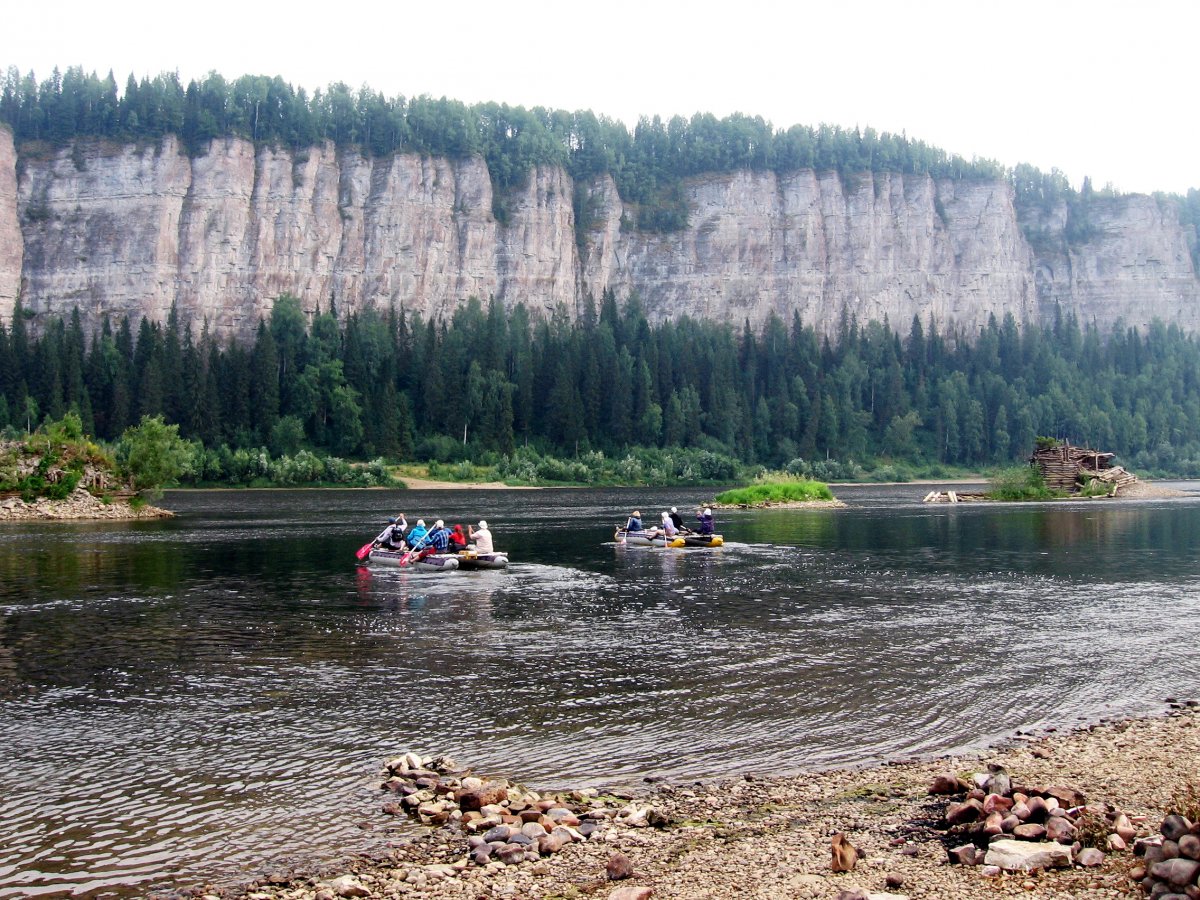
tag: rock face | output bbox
[2,131,1197,341]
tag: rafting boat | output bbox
[366,548,460,572]
[614,528,723,548]
[455,550,509,570]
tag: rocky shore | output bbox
[0,484,172,520]
[184,704,1200,900]
[711,498,848,510]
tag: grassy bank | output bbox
[713,478,835,505]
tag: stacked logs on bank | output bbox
[1132,812,1200,897]
[380,752,659,868]
[1032,443,1138,495]
[930,764,1143,872]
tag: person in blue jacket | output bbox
[696,507,715,535]
[625,510,644,532]
[406,518,429,547]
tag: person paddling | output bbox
[407,518,429,547]
[419,520,451,559]
[469,520,493,554]
[625,510,644,532]
[696,507,716,535]
[669,506,687,533]
[379,514,408,550]
[660,511,677,538]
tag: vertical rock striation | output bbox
[1,135,1196,340]
[0,129,22,316]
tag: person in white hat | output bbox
[660,511,677,538]
[696,507,715,535]
[668,506,685,531]
[469,520,493,554]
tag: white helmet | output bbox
[478,520,488,529]
[435,519,444,528]
[416,519,425,526]
[670,506,677,513]
[703,508,711,516]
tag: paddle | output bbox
[397,530,432,567]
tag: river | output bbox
[2,483,1200,897]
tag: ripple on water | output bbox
[6,486,1200,896]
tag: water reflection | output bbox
[2,486,1200,897]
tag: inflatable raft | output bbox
[455,550,509,570]
[614,528,723,548]
[366,548,460,572]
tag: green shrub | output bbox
[714,479,834,505]
[986,466,1059,500]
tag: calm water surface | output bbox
[3,484,1200,897]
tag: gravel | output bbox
[184,706,1200,900]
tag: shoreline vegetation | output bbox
[0,412,177,521]
[711,478,846,509]
[198,705,1200,900]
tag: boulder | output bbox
[929,773,962,794]
[1013,823,1047,840]
[947,844,978,865]
[945,799,983,826]
[1044,785,1085,808]
[607,889,653,900]
[831,832,860,872]
[1180,833,1200,861]
[607,852,635,880]
[986,765,1012,797]
[1077,848,1105,867]
[983,794,1014,814]
[1150,858,1200,887]
[983,839,1072,871]
[1114,813,1137,842]
[1045,816,1077,843]
[982,811,1005,837]
[1163,815,1193,842]
[458,782,508,811]
[327,876,370,898]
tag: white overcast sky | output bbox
[6,0,1197,195]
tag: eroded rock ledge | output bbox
[0,484,171,520]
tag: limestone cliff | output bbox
[1,134,1196,340]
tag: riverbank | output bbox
[712,498,848,510]
[0,485,172,520]
[196,705,1200,900]
[398,476,540,490]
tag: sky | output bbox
[6,0,1198,195]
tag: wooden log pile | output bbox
[1031,443,1136,494]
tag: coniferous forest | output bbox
[4,292,1200,483]
[4,66,1200,485]
[4,64,1200,240]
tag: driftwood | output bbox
[924,491,988,503]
